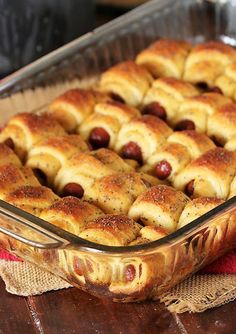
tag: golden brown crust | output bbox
[168,130,215,159]
[173,93,231,132]
[0,143,22,167]
[129,185,190,232]
[99,61,153,107]
[26,134,89,185]
[48,89,110,132]
[40,196,104,234]
[115,115,172,162]
[184,41,236,85]
[215,63,236,98]
[143,77,198,121]
[136,39,191,78]
[84,172,160,214]
[79,214,141,246]
[174,148,236,198]
[54,151,115,194]
[0,113,65,160]
[178,197,224,228]
[207,103,236,145]
[90,148,134,173]
[0,165,40,199]
[5,185,59,216]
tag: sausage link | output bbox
[142,102,167,121]
[4,138,15,150]
[174,120,196,131]
[155,160,172,180]
[124,264,136,282]
[121,141,143,164]
[62,183,84,198]
[89,127,110,149]
[185,180,194,197]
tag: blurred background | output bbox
[0,0,147,78]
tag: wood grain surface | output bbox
[0,279,236,334]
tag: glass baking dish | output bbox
[0,0,235,302]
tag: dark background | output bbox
[0,1,134,78]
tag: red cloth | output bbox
[200,250,236,274]
[0,248,22,262]
[0,247,235,274]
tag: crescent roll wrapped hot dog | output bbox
[129,185,190,233]
[174,147,236,199]
[79,214,141,246]
[215,63,236,98]
[99,61,153,107]
[0,113,65,161]
[115,115,172,165]
[0,165,40,200]
[142,77,198,122]
[0,143,22,167]
[84,172,160,214]
[207,103,236,146]
[48,89,111,133]
[136,39,191,79]
[55,148,134,198]
[129,226,168,245]
[145,130,215,182]
[183,41,236,87]
[178,197,224,228]
[79,101,140,150]
[5,185,59,216]
[40,196,104,235]
[173,92,231,133]
[26,134,89,186]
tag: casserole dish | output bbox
[0,0,235,302]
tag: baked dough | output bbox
[26,135,89,185]
[207,103,236,145]
[136,39,191,78]
[5,185,59,216]
[129,185,190,232]
[146,130,215,182]
[0,143,22,167]
[79,101,140,149]
[79,214,141,246]
[40,196,104,234]
[225,136,236,151]
[142,77,198,121]
[99,61,153,107]
[115,115,172,163]
[215,63,236,98]
[178,197,224,228]
[48,89,110,132]
[173,93,231,132]
[229,176,236,198]
[0,113,65,161]
[84,172,160,214]
[184,41,236,86]
[174,148,236,199]
[0,165,40,200]
[54,149,132,196]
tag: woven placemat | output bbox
[1,259,236,313]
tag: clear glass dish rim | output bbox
[1,196,235,255]
[0,0,234,256]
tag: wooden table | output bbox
[0,278,236,334]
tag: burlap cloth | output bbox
[0,259,236,313]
